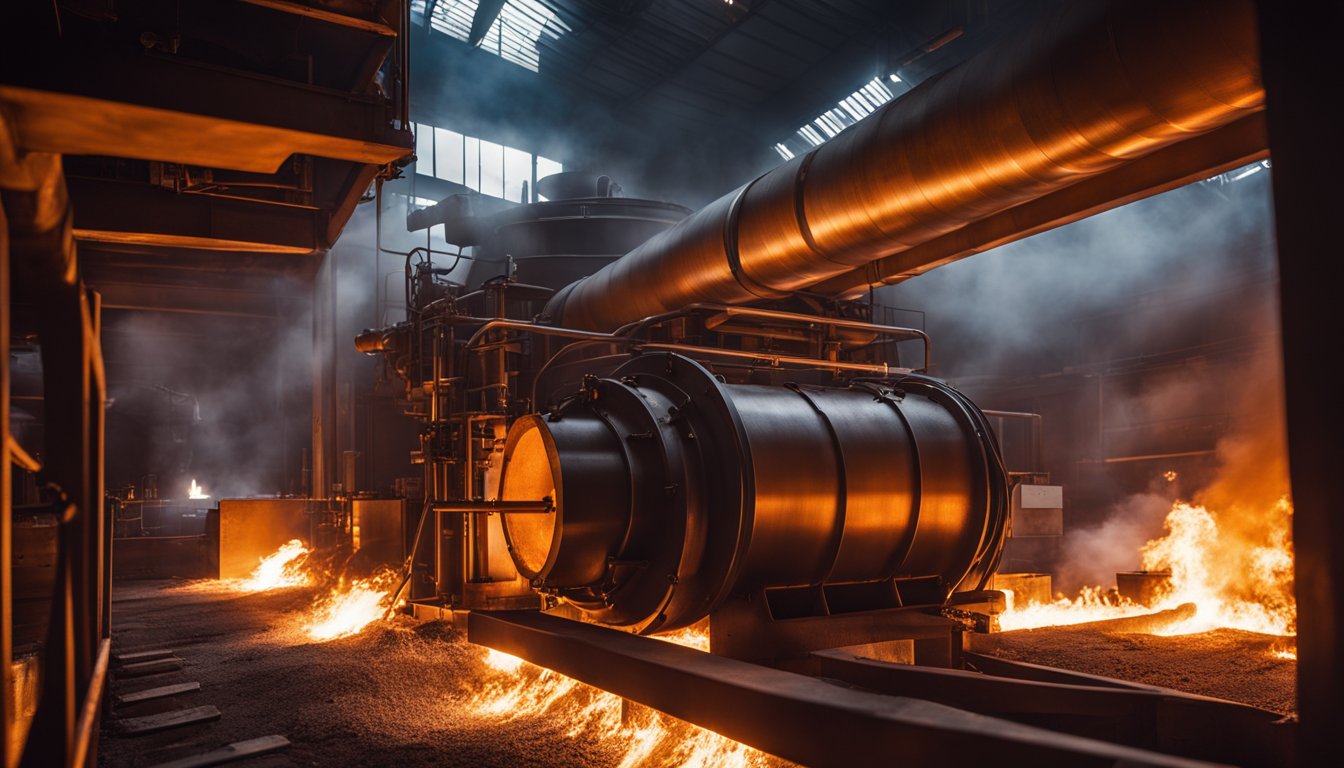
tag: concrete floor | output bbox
[99,580,787,768]
[972,624,1298,715]
[99,580,1296,767]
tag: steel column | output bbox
[1256,2,1344,765]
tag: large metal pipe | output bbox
[549,0,1262,331]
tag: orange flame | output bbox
[999,496,1295,638]
[303,572,399,642]
[472,628,774,767]
[188,478,210,499]
[235,539,312,592]
[1141,499,1294,636]
[997,586,1149,631]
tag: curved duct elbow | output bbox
[496,354,1008,634]
[354,325,406,354]
[549,0,1262,331]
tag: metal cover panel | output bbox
[217,499,310,579]
[1016,484,1064,509]
[352,499,405,567]
[1010,508,1064,538]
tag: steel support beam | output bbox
[467,610,1223,768]
[1,38,411,173]
[239,0,398,36]
[66,177,318,255]
[1255,3,1344,766]
[1,178,14,768]
[468,0,508,47]
[0,84,404,176]
[813,649,1292,767]
[90,282,283,320]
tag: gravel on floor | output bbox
[970,624,1297,715]
[100,580,788,768]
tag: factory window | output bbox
[414,122,563,203]
[1204,159,1272,186]
[413,0,571,73]
[773,75,910,160]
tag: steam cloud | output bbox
[881,168,1287,593]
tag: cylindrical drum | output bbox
[497,353,1007,633]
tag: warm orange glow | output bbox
[234,539,312,592]
[219,541,400,641]
[472,631,771,767]
[304,572,399,642]
[188,478,210,499]
[651,625,711,652]
[1000,496,1296,638]
[1142,499,1294,636]
[997,586,1149,631]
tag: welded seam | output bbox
[785,383,848,588]
[722,179,791,300]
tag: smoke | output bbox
[103,296,313,500]
[1054,492,1174,593]
[880,167,1288,595]
[100,198,391,501]
[880,168,1277,381]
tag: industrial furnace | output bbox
[356,165,1017,663]
[336,1,1295,763]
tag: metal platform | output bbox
[467,610,1243,768]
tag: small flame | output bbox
[484,649,526,674]
[303,572,398,642]
[651,625,711,652]
[188,478,210,499]
[469,627,773,767]
[997,586,1150,631]
[235,539,311,592]
[1163,470,1178,482]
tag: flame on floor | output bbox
[999,496,1296,640]
[303,572,399,642]
[471,628,777,768]
[235,539,312,592]
[217,541,400,642]
[997,586,1150,632]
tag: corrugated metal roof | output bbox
[419,0,912,133]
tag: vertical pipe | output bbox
[311,254,336,499]
[86,289,107,647]
[0,199,14,768]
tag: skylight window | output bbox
[1203,159,1272,186]
[416,0,571,73]
[413,121,563,203]
[773,76,909,160]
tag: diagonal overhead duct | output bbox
[549,0,1263,331]
[468,0,508,46]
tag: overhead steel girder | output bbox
[467,610,1224,768]
[1,44,410,174]
[66,177,318,255]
